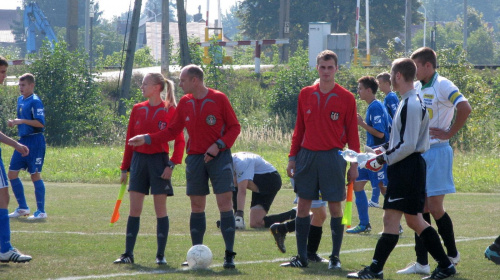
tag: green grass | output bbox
[2,183,500,279]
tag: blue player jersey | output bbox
[383,91,400,119]
[365,100,391,147]
[17,93,45,137]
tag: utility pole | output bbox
[118,0,142,116]
[405,0,412,55]
[161,0,170,77]
[279,0,290,63]
[67,0,78,51]
[463,0,468,52]
[85,0,90,53]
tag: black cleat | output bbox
[422,265,456,279]
[223,250,236,269]
[113,253,134,264]
[347,266,384,279]
[308,253,328,263]
[280,255,308,267]
[270,223,287,253]
[328,255,341,270]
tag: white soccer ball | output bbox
[186,244,213,269]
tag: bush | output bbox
[28,42,116,146]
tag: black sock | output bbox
[220,210,235,252]
[285,219,296,233]
[125,216,140,255]
[370,233,399,273]
[415,213,431,265]
[190,212,206,245]
[419,226,452,268]
[330,217,344,258]
[307,225,322,255]
[156,216,169,256]
[435,212,458,258]
[263,209,296,228]
[296,216,310,262]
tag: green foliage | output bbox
[28,42,116,146]
[0,86,19,137]
[203,37,228,91]
[102,46,155,68]
[269,42,316,129]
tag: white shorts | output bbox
[422,142,455,196]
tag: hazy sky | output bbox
[0,0,238,21]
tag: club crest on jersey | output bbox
[158,121,167,130]
[206,115,216,126]
[330,111,339,121]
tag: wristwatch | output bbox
[167,161,175,170]
[216,141,223,149]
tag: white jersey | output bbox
[415,72,467,145]
[232,152,277,183]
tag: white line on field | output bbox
[48,236,496,280]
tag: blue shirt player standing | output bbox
[8,73,47,220]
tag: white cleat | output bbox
[27,210,47,220]
[0,249,32,263]
[235,216,245,229]
[8,208,30,218]
[396,262,431,275]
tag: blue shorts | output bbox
[294,148,346,202]
[356,164,388,188]
[9,134,46,174]
[0,149,8,189]
[422,142,455,197]
[185,149,235,196]
[291,178,327,208]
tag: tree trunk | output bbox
[67,0,78,51]
[176,0,191,66]
[161,0,170,77]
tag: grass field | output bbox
[2,183,499,280]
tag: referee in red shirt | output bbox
[129,65,241,269]
[281,50,360,269]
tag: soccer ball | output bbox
[186,244,213,269]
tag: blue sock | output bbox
[220,210,235,252]
[296,216,311,262]
[371,184,380,203]
[355,190,370,226]
[34,180,46,213]
[10,178,28,210]
[0,209,12,253]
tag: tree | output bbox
[145,0,176,21]
[176,0,191,66]
[221,4,241,40]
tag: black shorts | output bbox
[250,171,282,212]
[185,149,235,195]
[383,153,426,215]
[128,151,174,196]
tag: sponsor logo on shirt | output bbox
[37,109,44,116]
[206,115,216,125]
[330,111,339,121]
[373,115,382,124]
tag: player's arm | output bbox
[346,96,360,182]
[357,113,385,139]
[430,100,471,140]
[287,91,306,178]
[0,131,28,157]
[8,118,44,128]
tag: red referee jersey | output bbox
[289,83,360,157]
[121,100,185,171]
[150,88,241,155]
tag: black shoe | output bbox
[270,223,287,253]
[328,255,341,270]
[113,253,134,264]
[280,255,308,267]
[181,260,189,267]
[156,254,167,265]
[223,250,236,269]
[347,266,383,279]
[422,265,456,279]
[308,253,328,263]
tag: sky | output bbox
[0,0,238,22]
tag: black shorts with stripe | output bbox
[129,151,174,196]
[250,171,282,212]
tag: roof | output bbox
[0,9,20,30]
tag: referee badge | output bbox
[330,111,339,121]
[206,115,216,126]
[158,121,167,130]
